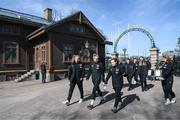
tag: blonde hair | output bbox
[162,54,172,62]
[111,57,119,63]
[71,55,80,63]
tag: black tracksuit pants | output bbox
[133,71,138,82]
[127,75,133,88]
[161,80,175,99]
[113,86,123,107]
[91,79,103,100]
[139,74,147,90]
[41,72,46,83]
[67,80,84,101]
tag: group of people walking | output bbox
[62,53,176,113]
[63,54,106,110]
[123,56,151,92]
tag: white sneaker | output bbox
[62,100,70,105]
[78,99,83,103]
[165,99,171,105]
[171,98,176,104]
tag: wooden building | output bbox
[0,8,109,81]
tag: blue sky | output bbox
[0,0,180,56]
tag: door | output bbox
[35,46,40,71]
[34,44,47,71]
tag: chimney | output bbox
[44,8,52,21]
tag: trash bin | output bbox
[36,73,39,80]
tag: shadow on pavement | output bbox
[68,91,109,106]
[123,83,130,88]
[119,94,140,110]
[93,93,140,113]
[83,91,109,102]
[69,100,79,106]
[93,92,116,108]
[146,84,154,91]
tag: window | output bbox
[69,24,85,33]
[1,23,20,35]
[41,45,46,62]
[63,45,73,62]
[35,47,39,63]
[3,42,19,64]
[81,49,90,62]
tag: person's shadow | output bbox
[124,82,154,91]
[93,93,140,113]
[83,91,109,102]
[145,84,154,91]
[93,92,116,108]
[68,91,109,106]
[123,83,141,91]
[123,83,130,88]
[119,94,140,110]
[93,91,124,108]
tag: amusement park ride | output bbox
[108,25,180,76]
[113,25,159,69]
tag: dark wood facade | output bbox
[28,12,106,80]
[0,7,51,81]
[0,20,41,80]
[0,8,106,81]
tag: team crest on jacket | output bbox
[79,64,82,68]
[115,68,119,74]
[163,65,167,69]
[96,64,100,69]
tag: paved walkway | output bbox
[0,77,180,120]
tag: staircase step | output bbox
[27,72,31,76]
[15,70,36,82]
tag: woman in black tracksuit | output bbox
[63,55,85,106]
[139,56,148,92]
[105,58,125,113]
[159,55,176,105]
[86,54,106,110]
[124,58,136,91]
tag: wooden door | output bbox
[34,46,40,71]
[34,44,47,71]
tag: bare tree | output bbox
[52,9,63,21]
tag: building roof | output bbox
[27,11,106,43]
[0,7,109,44]
[0,7,52,26]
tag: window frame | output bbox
[1,22,21,35]
[81,48,90,63]
[3,41,19,64]
[63,44,74,63]
[69,24,85,33]
[41,45,46,62]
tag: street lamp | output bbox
[178,38,180,51]
[123,48,127,60]
[176,37,180,76]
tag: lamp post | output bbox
[177,38,180,63]
[176,38,180,76]
[123,48,127,61]
[178,38,180,52]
